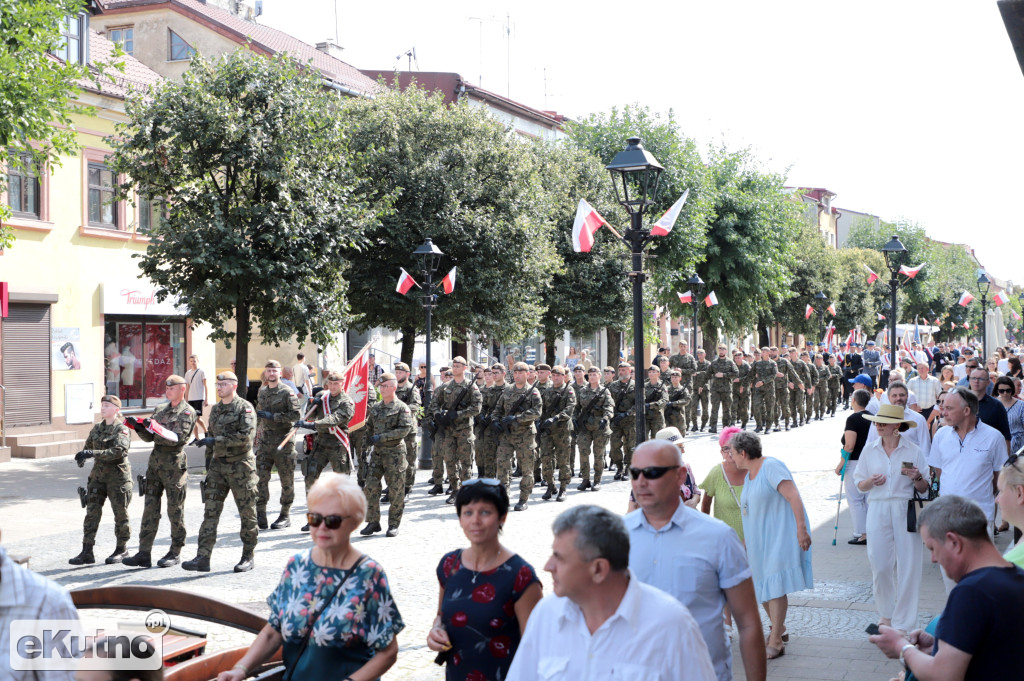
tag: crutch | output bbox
[833,448,851,546]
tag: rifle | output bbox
[573,386,608,431]
[610,382,633,425]
[538,386,572,432]
[277,401,321,451]
[491,390,532,434]
[426,383,472,438]
[665,387,690,411]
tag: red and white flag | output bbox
[441,266,457,295]
[899,262,924,279]
[958,291,974,306]
[864,264,879,284]
[704,291,718,307]
[1012,310,1022,321]
[964,322,970,329]
[396,267,419,295]
[950,322,956,330]
[677,290,693,304]
[993,290,1010,306]
[805,304,814,320]
[878,313,886,321]
[827,303,837,316]
[844,331,855,354]
[651,189,689,237]
[343,345,373,435]
[571,199,608,253]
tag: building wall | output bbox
[465,97,566,141]
[836,208,880,248]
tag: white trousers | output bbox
[845,459,868,536]
[866,498,922,631]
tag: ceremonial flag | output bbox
[864,264,879,284]
[958,291,974,306]
[951,321,957,330]
[441,266,457,295]
[1012,310,1022,321]
[899,263,925,279]
[805,304,814,320]
[827,303,836,316]
[571,199,608,253]
[878,313,886,321]
[964,322,970,329]
[902,333,913,355]
[651,188,689,237]
[704,291,718,307]
[395,268,419,295]
[343,343,373,434]
[677,290,693,304]
[914,318,921,343]
[993,290,1010,306]
[844,330,854,354]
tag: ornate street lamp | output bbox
[686,274,705,351]
[815,291,828,343]
[412,238,444,468]
[606,137,664,446]
[978,272,992,355]
[880,235,909,375]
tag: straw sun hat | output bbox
[862,404,917,431]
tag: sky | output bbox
[259,0,1024,286]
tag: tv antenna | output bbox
[396,46,418,71]
[468,14,513,95]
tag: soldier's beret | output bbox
[573,365,585,372]
[618,362,631,369]
[265,360,282,369]
[655,355,668,364]
[551,366,566,375]
[536,363,551,372]
[101,394,122,408]
[491,363,506,372]
[394,362,410,372]
[165,374,187,386]
[604,366,615,372]
[512,361,529,371]
[647,365,660,372]
[588,366,601,374]
[379,372,397,382]
[216,371,239,382]
[670,369,681,376]
[325,370,344,381]
[452,356,467,366]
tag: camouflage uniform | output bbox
[537,383,576,492]
[707,356,738,431]
[789,357,811,426]
[395,380,421,488]
[608,378,637,474]
[532,379,553,480]
[669,352,697,431]
[428,377,482,491]
[197,396,258,559]
[690,358,712,430]
[664,382,692,434]
[477,381,506,479]
[750,357,778,432]
[493,383,542,505]
[732,361,752,428]
[574,384,614,487]
[643,378,667,439]
[80,418,133,549]
[255,383,300,516]
[569,378,586,474]
[364,398,413,528]
[827,363,843,416]
[304,389,356,489]
[135,400,197,555]
[813,361,830,419]
[773,355,800,429]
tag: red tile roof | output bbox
[83,29,165,98]
[96,0,379,94]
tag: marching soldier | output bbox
[296,370,355,530]
[394,362,421,495]
[643,365,668,439]
[827,354,843,416]
[751,347,778,433]
[122,377,197,568]
[532,364,554,482]
[690,349,712,431]
[602,366,616,386]
[536,366,576,501]
[664,369,691,434]
[184,372,258,573]
[575,367,613,491]
[608,363,637,478]
[812,354,830,420]
[732,350,752,429]
[801,351,819,423]
[476,364,507,479]
[472,366,493,476]
[707,344,738,434]
[492,362,542,511]
[655,354,672,386]
[570,365,586,475]
[428,356,482,503]
[253,360,300,531]
[771,347,800,431]
[425,366,452,492]
[669,341,697,432]
[360,373,413,537]
[788,349,811,427]
[69,395,133,566]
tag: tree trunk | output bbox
[757,316,770,348]
[451,333,467,362]
[607,330,621,368]
[544,327,557,365]
[400,325,416,366]
[235,299,250,397]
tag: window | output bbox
[55,14,86,64]
[105,319,186,408]
[6,153,40,218]
[138,196,165,233]
[108,26,134,55]
[168,30,195,61]
[88,163,118,228]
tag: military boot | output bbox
[542,484,555,501]
[380,488,390,503]
[360,521,382,536]
[577,480,591,491]
[428,484,444,496]
[556,487,567,502]
[271,512,291,530]
[257,510,269,531]
[68,544,95,565]
[122,551,152,568]
[105,544,129,565]
[234,552,255,573]
[156,551,180,568]
[591,473,603,491]
[182,555,211,572]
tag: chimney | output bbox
[316,39,345,60]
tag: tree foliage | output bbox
[107,51,383,382]
[832,248,887,337]
[771,219,843,338]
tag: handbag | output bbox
[907,489,924,533]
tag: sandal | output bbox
[768,625,790,643]
[766,644,786,660]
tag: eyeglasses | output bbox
[628,465,679,480]
[969,376,988,382]
[462,477,501,487]
[306,513,348,529]
[998,388,1014,395]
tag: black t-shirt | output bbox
[841,411,872,460]
[977,396,1011,443]
[935,565,1024,680]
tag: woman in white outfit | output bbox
[853,404,930,632]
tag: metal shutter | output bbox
[2,304,51,426]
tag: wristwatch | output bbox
[899,643,915,667]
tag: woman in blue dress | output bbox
[218,472,404,681]
[729,431,812,661]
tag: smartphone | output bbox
[902,461,913,469]
[865,623,881,636]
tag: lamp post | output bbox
[815,291,828,343]
[977,272,991,356]
[686,274,705,351]
[606,137,664,447]
[880,235,909,378]
[413,238,444,469]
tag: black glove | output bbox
[124,417,145,433]
[441,411,456,427]
[612,412,627,425]
[195,437,215,448]
[542,417,557,430]
[293,420,315,429]
[599,418,608,428]
[74,450,95,467]
[490,420,505,433]
[474,414,483,426]
[369,434,381,445]
[501,415,518,427]
[142,418,152,428]
[256,410,273,419]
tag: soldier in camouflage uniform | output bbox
[393,362,421,493]
[426,366,452,490]
[788,349,812,427]
[643,365,668,439]
[707,344,738,434]
[532,364,554,483]
[750,347,778,433]
[669,341,698,432]
[360,373,413,537]
[690,349,712,431]
[731,350,752,429]
[299,370,356,508]
[570,365,586,475]
[69,395,133,566]
[253,360,301,531]
[574,367,613,491]
[472,366,493,476]
[183,372,258,573]
[802,351,821,422]
[476,364,507,479]
[771,347,800,431]
[122,377,197,568]
[812,354,830,420]
[427,356,482,503]
[827,355,843,416]
[655,354,672,386]
[536,366,576,501]
[663,369,691,434]
[608,363,637,478]
[492,362,542,510]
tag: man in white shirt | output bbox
[908,362,942,420]
[850,374,881,414]
[292,353,311,396]
[626,440,765,681]
[507,505,716,681]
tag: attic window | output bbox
[168,29,195,61]
[109,26,134,55]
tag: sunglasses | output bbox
[628,465,679,480]
[998,388,1014,394]
[462,477,501,487]
[306,513,348,529]
[1006,450,1023,469]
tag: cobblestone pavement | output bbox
[1,412,1013,680]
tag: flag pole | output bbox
[606,223,625,240]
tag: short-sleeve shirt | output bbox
[437,550,540,681]
[185,367,206,402]
[931,421,1007,520]
[698,464,744,542]
[842,411,872,460]
[935,566,1024,680]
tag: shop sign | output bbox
[102,282,187,316]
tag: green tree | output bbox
[107,51,383,382]
[772,220,843,338]
[339,83,558,365]
[832,248,886,337]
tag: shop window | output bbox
[54,13,87,64]
[108,26,134,55]
[6,152,40,218]
[104,318,186,409]
[168,30,195,61]
[138,196,165,234]
[88,162,119,229]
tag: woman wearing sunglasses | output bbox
[994,376,1024,456]
[728,431,812,660]
[427,479,542,681]
[218,472,403,681]
[996,452,1024,567]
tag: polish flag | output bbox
[704,291,718,307]
[1012,310,1022,321]
[677,290,693,304]
[950,322,957,330]
[878,313,886,321]
[993,290,1010,306]
[864,264,879,284]
[827,303,837,316]
[958,291,974,306]
[651,189,689,237]
[441,267,457,294]
[899,263,924,279]
[964,322,970,329]
[805,304,814,320]
[571,199,608,252]
[396,267,419,295]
